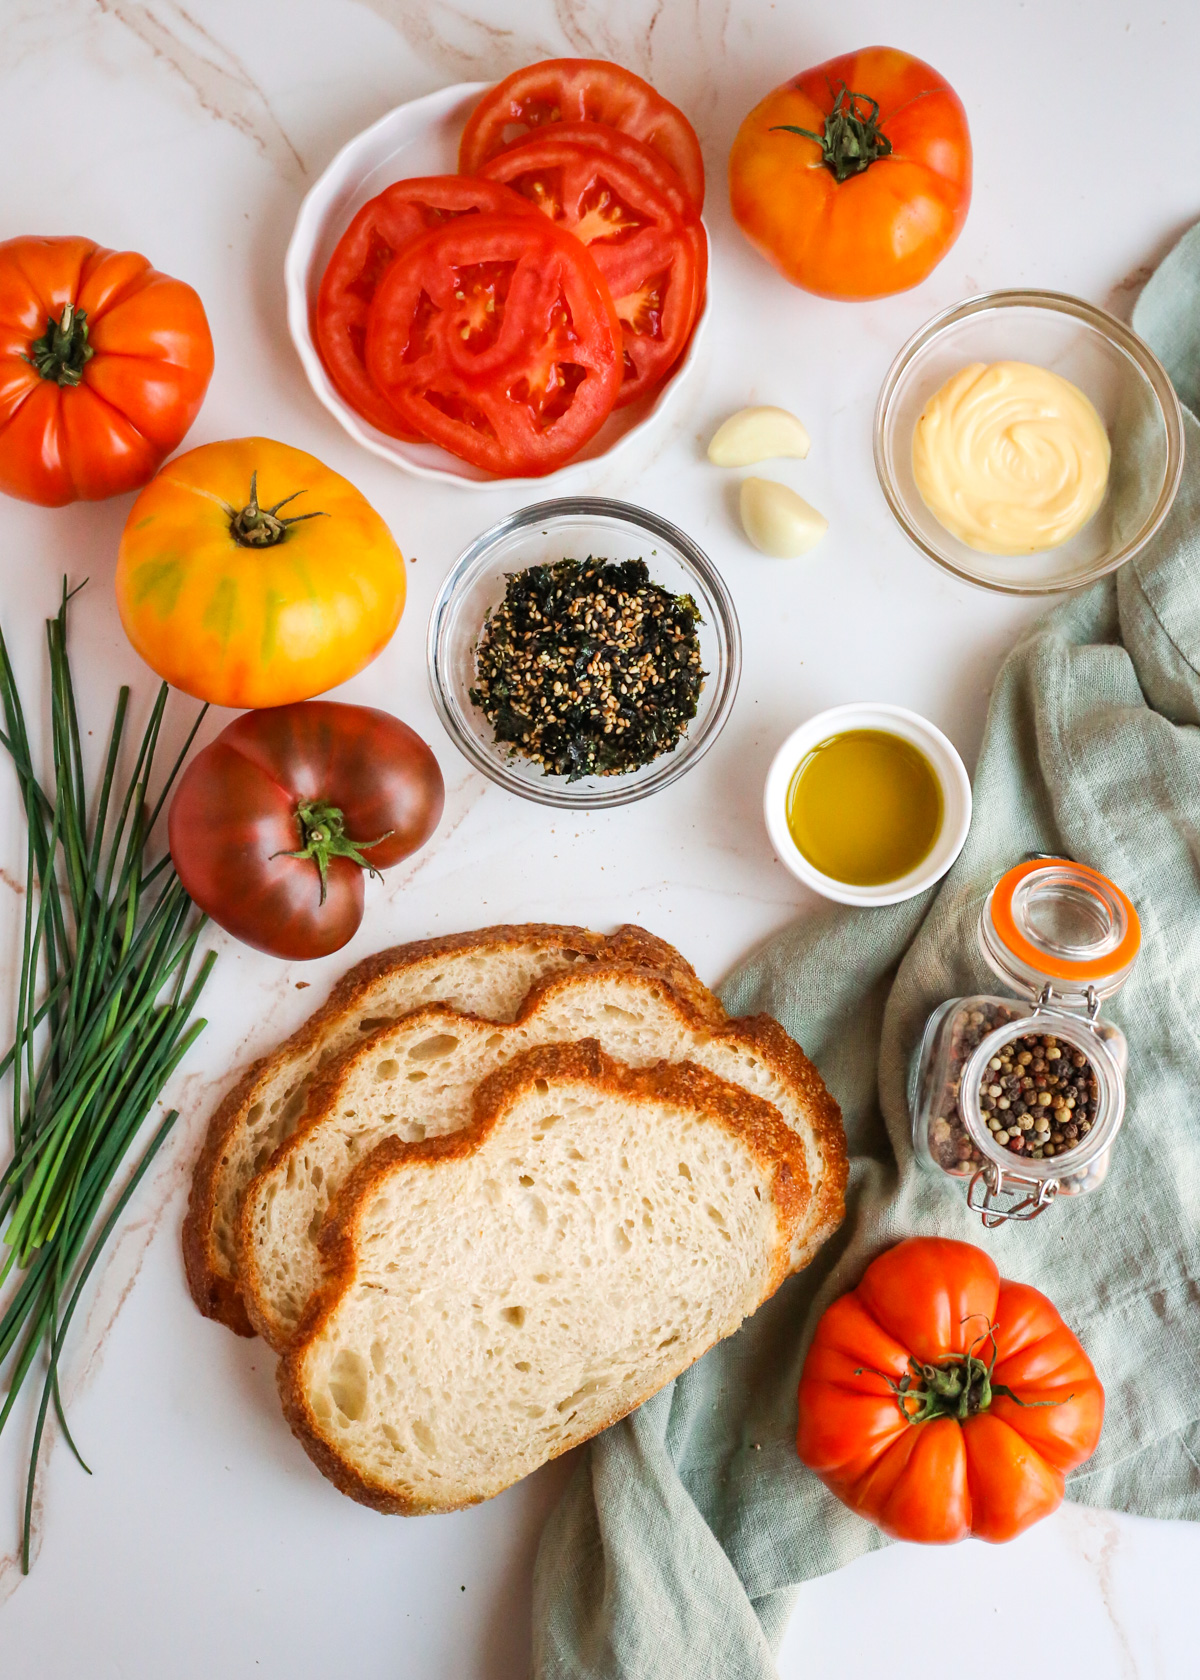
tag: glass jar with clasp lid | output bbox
[910,858,1140,1226]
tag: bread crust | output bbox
[719,1013,848,1268]
[237,963,845,1351]
[183,923,722,1335]
[277,1041,810,1514]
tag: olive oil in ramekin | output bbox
[786,729,943,887]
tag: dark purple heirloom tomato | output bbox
[169,701,444,959]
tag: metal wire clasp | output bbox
[967,1161,1059,1227]
[1032,981,1101,1023]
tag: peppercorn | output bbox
[927,1000,1021,1173]
[926,1012,1100,1173]
[979,1031,1098,1160]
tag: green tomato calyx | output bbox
[856,1318,1069,1426]
[228,471,329,548]
[26,303,95,388]
[276,800,394,904]
[772,83,894,184]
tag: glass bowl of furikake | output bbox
[428,498,741,808]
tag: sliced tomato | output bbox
[364,215,622,476]
[459,59,705,210]
[314,175,540,438]
[479,134,704,406]
[481,120,696,220]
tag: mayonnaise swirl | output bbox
[912,361,1111,555]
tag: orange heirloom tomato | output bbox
[729,47,971,299]
[796,1237,1103,1544]
[0,235,213,505]
[115,437,405,709]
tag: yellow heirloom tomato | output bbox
[115,437,405,708]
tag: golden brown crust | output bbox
[604,925,727,1026]
[236,963,834,1351]
[236,995,492,1347]
[275,1353,689,1516]
[277,1041,813,1512]
[182,1058,270,1337]
[320,1038,810,1230]
[184,924,721,1334]
[721,1013,849,1265]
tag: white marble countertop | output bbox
[1,1,1198,1674]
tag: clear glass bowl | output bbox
[427,498,741,809]
[874,290,1185,594]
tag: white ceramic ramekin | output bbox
[763,703,972,906]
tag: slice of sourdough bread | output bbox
[185,923,722,1335]
[239,964,844,1350]
[278,1040,809,1514]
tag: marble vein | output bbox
[1070,1506,1142,1680]
[359,0,733,149]
[0,1065,224,1600]
[92,0,306,180]
[358,0,546,82]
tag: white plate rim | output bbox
[283,80,710,491]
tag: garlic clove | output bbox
[740,478,829,557]
[707,405,811,467]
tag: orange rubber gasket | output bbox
[991,858,1140,982]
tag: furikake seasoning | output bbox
[470,557,706,780]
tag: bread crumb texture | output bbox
[184,923,721,1332]
[281,1044,808,1513]
[240,964,842,1350]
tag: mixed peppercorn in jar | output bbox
[928,1001,1100,1173]
[912,858,1140,1223]
[978,1030,1099,1157]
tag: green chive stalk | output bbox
[0,582,214,1571]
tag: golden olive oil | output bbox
[786,730,943,886]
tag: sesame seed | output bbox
[469,556,705,780]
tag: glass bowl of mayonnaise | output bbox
[874,290,1184,594]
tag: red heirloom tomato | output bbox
[315,176,541,438]
[365,215,622,476]
[479,132,704,406]
[0,235,213,505]
[729,47,971,299]
[459,58,705,211]
[796,1238,1103,1544]
[169,702,444,960]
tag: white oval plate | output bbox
[284,81,710,490]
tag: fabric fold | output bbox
[532,228,1200,1680]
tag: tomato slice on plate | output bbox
[478,120,696,220]
[479,134,704,406]
[459,58,705,210]
[315,176,540,438]
[364,215,622,477]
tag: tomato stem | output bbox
[856,1319,1070,1425]
[772,83,893,183]
[228,472,329,548]
[273,800,393,905]
[25,304,95,388]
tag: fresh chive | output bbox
[0,583,214,1571]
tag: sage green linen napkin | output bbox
[531,227,1200,1680]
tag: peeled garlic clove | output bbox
[708,406,811,467]
[740,478,828,557]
